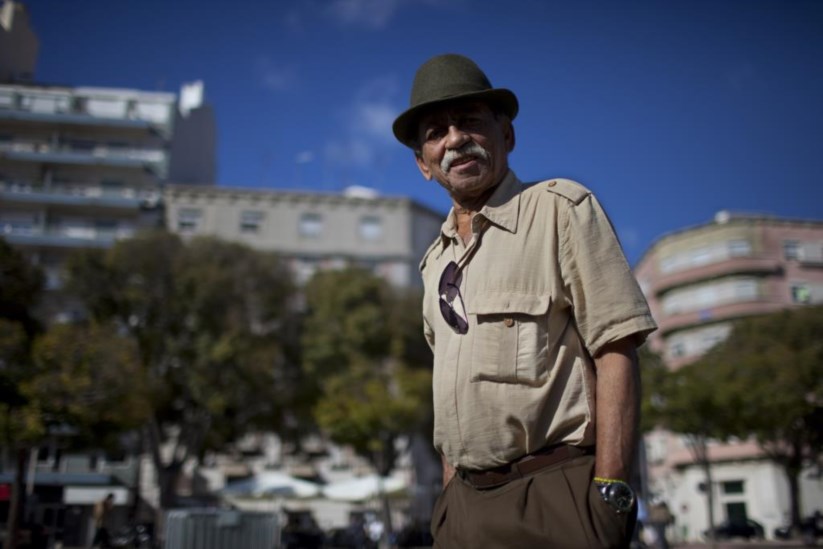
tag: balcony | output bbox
[0,181,160,210]
[0,107,167,135]
[656,300,784,335]
[651,256,782,296]
[0,141,167,175]
[1,225,136,249]
[0,85,174,137]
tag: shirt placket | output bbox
[444,215,488,463]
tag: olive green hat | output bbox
[392,53,519,148]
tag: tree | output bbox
[639,343,739,542]
[65,230,297,513]
[302,268,431,540]
[638,346,669,434]
[708,306,823,532]
[25,324,152,450]
[0,238,44,549]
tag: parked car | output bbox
[774,512,823,545]
[704,518,765,540]
[281,509,325,549]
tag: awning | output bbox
[64,486,130,505]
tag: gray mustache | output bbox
[441,143,490,173]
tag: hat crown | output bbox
[409,54,494,107]
[392,53,518,147]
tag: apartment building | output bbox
[0,0,215,320]
[164,184,445,289]
[0,2,217,543]
[635,211,823,540]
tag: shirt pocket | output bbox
[467,292,551,386]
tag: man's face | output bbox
[414,102,514,202]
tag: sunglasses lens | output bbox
[439,261,468,334]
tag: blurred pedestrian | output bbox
[394,53,656,548]
[90,493,114,548]
[648,501,673,549]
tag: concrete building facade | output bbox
[635,211,823,541]
[164,184,444,289]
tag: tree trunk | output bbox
[687,435,717,547]
[702,454,717,546]
[380,489,393,549]
[783,438,804,533]
[6,447,28,549]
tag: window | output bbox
[661,278,760,315]
[299,212,323,237]
[177,208,202,233]
[722,480,745,495]
[784,240,800,260]
[100,180,124,196]
[95,219,118,239]
[669,342,686,358]
[791,284,811,304]
[359,216,382,241]
[240,210,264,234]
[728,240,751,257]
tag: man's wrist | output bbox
[593,477,635,513]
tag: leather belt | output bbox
[457,444,592,489]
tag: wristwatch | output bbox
[594,478,635,514]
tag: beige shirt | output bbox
[420,171,656,471]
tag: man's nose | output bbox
[444,124,470,149]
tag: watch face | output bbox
[606,483,635,513]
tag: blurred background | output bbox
[0,1,821,548]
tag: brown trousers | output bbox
[431,454,635,548]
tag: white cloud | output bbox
[325,138,377,168]
[326,0,403,29]
[295,150,315,164]
[322,75,402,172]
[255,58,297,92]
[284,0,461,31]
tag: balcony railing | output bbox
[0,225,137,249]
[650,256,782,296]
[0,180,160,210]
[0,140,167,174]
[0,85,174,137]
[656,300,784,335]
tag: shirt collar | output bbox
[478,170,520,234]
[435,170,522,256]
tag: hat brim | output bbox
[392,88,518,148]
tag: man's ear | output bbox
[505,119,515,153]
[415,152,433,181]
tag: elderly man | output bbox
[393,54,657,548]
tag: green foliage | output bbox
[0,239,44,444]
[302,268,432,472]
[708,306,823,461]
[64,230,297,505]
[0,237,44,336]
[24,324,152,448]
[638,346,668,433]
[644,307,823,528]
[302,268,391,377]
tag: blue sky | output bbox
[23,0,823,264]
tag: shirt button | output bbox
[547,180,557,187]
[504,317,514,327]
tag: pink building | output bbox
[634,211,823,541]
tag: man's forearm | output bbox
[593,338,640,481]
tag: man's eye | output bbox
[425,127,446,141]
[461,117,483,129]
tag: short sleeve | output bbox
[558,193,656,356]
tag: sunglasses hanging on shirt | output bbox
[438,261,469,334]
